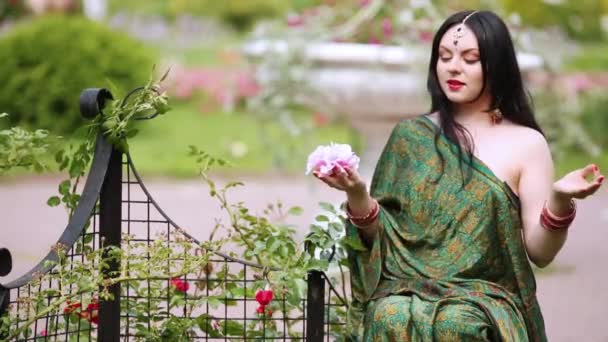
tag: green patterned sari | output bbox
[345,116,547,341]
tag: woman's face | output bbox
[435,24,486,105]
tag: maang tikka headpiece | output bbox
[453,11,479,48]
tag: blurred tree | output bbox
[501,0,605,41]
[0,0,28,22]
[108,0,294,31]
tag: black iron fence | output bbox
[0,88,348,341]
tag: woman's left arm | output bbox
[518,132,604,268]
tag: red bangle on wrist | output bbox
[346,199,379,227]
[540,200,576,231]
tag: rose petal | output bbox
[306,143,359,176]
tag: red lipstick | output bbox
[447,79,465,91]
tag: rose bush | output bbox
[0,73,352,340]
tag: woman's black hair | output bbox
[426,10,543,186]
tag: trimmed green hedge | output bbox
[0,15,157,133]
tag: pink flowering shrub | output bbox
[164,65,260,112]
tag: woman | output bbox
[313,10,604,341]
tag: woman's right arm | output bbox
[345,188,380,244]
[314,167,379,244]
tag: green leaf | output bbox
[118,140,129,153]
[288,206,303,215]
[319,201,337,213]
[225,181,244,189]
[126,128,139,138]
[59,157,69,171]
[295,278,307,298]
[187,145,198,156]
[83,233,94,244]
[68,160,84,178]
[315,215,330,222]
[309,224,326,234]
[329,222,344,233]
[55,150,64,164]
[33,162,44,173]
[266,237,280,253]
[207,296,222,309]
[307,258,329,271]
[169,294,185,307]
[58,180,71,195]
[196,314,222,338]
[286,282,303,306]
[221,320,245,336]
[47,196,61,207]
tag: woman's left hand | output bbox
[552,164,604,200]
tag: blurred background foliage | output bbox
[0,0,606,177]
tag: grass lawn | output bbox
[157,37,246,68]
[127,103,361,178]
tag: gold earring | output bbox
[490,108,503,125]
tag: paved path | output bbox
[1,174,607,341]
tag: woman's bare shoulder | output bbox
[503,120,551,158]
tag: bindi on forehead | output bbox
[454,26,464,46]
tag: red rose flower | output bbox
[77,298,99,325]
[255,289,273,306]
[171,277,190,293]
[84,299,99,325]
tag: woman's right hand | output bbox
[313,166,367,196]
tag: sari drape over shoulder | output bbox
[345,117,547,341]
